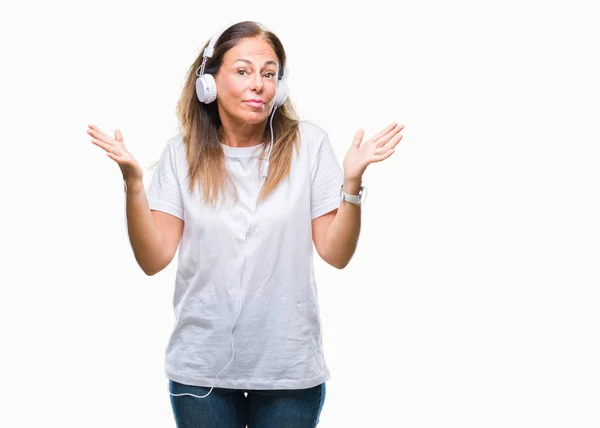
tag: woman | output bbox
[87,20,403,428]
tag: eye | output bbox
[237,69,248,76]
[265,72,276,79]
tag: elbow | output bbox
[135,249,171,276]
[326,245,357,270]
[141,264,158,276]
[143,261,167,276]
[336,261,349,270]
[336,253,357,269]
[138,259,164,276]
[329,258,350,270]
[323,251,353,270]
[322,252,346,270]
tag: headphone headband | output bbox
[197,22,288,79]
[203,21,268,59]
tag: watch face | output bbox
[359,187,367,204]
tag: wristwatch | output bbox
[340,184,367,206]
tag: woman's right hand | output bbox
[87,124,144,183]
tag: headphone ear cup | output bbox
[196,74,217,104]
[272,79,289,108]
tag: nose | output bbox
[250,73,263,92]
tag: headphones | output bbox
[195,22,290,108]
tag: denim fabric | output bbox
[169,380,326,428]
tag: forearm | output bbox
[124,179,167,275]
[323,178,362,269]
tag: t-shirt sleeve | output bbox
[310,132,343,220]
[146,138,184,220]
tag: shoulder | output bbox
[298,121,330,163]
[156,134,187,174]
[165,134,187,159]
[298,120,327,143]
[166,134,185,151]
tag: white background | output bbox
[1,0,598,427]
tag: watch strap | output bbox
[340,184,364,205]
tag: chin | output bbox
[241,111,270,123]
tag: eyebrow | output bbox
[233,59,277,68]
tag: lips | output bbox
[245,100,265,108]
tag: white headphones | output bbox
[195,22,290,108]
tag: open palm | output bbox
[343,123,404,181]
[87,124,143,182]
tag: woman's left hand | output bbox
[343,122,404,182]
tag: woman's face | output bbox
[214,36,279,126]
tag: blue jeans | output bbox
[169,379,326,428]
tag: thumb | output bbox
[352,129,364,148]
[115,129,123,142]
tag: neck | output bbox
[219,119,268,148]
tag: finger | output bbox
[375,145,395,156]
[88,129,116,147]
[371,123,397,143]
[106,151,123,161]
[115,129,123,142]
[91,138,120,155]
[88,124,111,138]
[378,133,403,150]
[352,129,364,148]
[373,149,396,162]
[382,123,403,139]
[375,125,404,148]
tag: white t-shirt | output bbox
[146,121,343,390]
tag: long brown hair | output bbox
[176,21,300,207]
